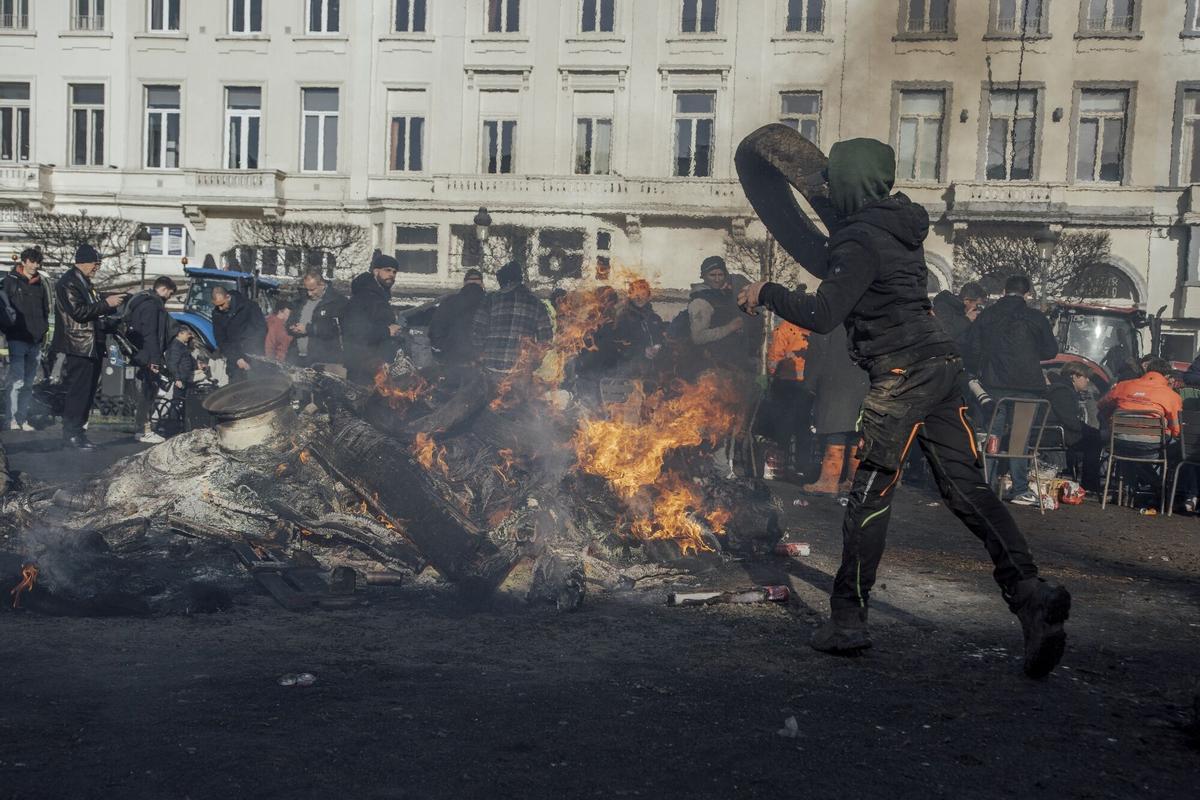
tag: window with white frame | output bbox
[306,0,339,33]
[394,226,438,274]
[147,224,191,257]
[1179,89,1200,184]
[148,0,180,32]
[681,0,717,33]
[394,0,426,32]
[0,0,29,29]
[780,92,820,145]
[1075,88,1128,182]
[992,0,1045,34]
[301,88,339,171]
[225,86,261,169]
[674,92,716,177]
[144,85,181,169]
[537,229,585,279]
[0,82,30,163]
[904,0,950,34]
[486,0,519,32]
[986,89,1037,180]
[1082,0,1135,33]
[69,83,105,166]
[896,89,945,181]
[387,89,426,172]
[786,0,823,33]
[480,90,518,174]
[72,0,105,31]
[582,0,615,33]
[574,92,613,175]
[230,0,262,33]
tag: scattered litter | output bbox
[837,497,849,507]
[1161,556,1170,562]
[777,716,800,738]
[792,498,809,507]
[667,585,790,607]
[774,542,811,557]
[1139,508,1158,516]
[926,502,939,507]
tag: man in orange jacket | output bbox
[1098,358,1182,439]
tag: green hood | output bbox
[827,138,896,218]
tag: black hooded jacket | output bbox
[125,289,173,369]
[758,193,954,374]
[1,269,50,344]
[212,291,267,365]
[1045,371,1088,447]
[931,290,972,349]
[429,283,485,365]
[963,294,1057,392]
[342,272,398,381]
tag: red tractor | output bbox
[1044,302,1168,391]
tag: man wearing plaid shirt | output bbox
[471,260,553,372]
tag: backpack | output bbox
[108,291,151,359]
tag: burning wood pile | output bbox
[1,285,782,614]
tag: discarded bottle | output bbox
[774,542,812,557]
[1139,508,1158,516]
[667,585,790,607]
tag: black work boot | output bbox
[810,606,871,654]
[1007,578,1072,679]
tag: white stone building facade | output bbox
[1,0,1199,353]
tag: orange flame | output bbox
[298,450,311,465]
[573,372,738,553]
[412,432,450,478]
[274,463,288,478]
[10,563,38,608]
[492,448,518,486]
[374,365,432,410]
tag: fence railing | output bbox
[70,14,105,31]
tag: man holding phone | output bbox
[51,244,124,450]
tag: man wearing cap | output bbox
[429,269,486,367]
[688,256,749,373]
[471,260,552,373]
[342,252,403,384]
[50,244,125,450]
[738,138,1070,679]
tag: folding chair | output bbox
[1102,412,1169,512]
[983,396,1053,514]
[1167,410,1200,516]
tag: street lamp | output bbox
[473,206,493,243]
[134,226,152,290]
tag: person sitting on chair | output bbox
[1099,357,1181,504]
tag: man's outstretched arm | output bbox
[742,241,876,334]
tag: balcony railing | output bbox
[995,16,1042,33]
[906,17,950,34]
[184,169,285,206]
[70,15,105,31]
[785,15,824,34]
[0,13,29,29]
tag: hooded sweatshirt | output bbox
[758,138,952,373]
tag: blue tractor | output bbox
[170,267,283,355]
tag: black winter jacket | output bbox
[164,338,197,388]
[288,287,346,364]
[1,269,50,344]
[51,267,116,359]
[212,292,267,364]
[758,193,954,376]
[1045,372,1089,447]
[931,290,972,350]
[125,290,173,368]
[963,294,1057,392]
[342,273,398,381]
[429,283,485,365]
[612,302,665,376]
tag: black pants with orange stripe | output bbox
[832,356,1039,613]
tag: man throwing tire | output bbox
[738,137,1070,678]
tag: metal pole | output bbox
[140,254,146,290]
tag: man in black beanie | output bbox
[738,138,1070,679]
[50,243,125,449]
[688,255,749,373]
[342,251,403,384]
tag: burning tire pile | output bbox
[1,290,782,615]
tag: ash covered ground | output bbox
[1,429,1197,800]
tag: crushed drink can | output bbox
[1139,508,1158,516]
[762,585,790,602]
[774,542,811,557]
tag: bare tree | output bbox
[724,232,803,285]
[17,210,138,283]
[232,218,369,279]
[953,231,1111,301]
